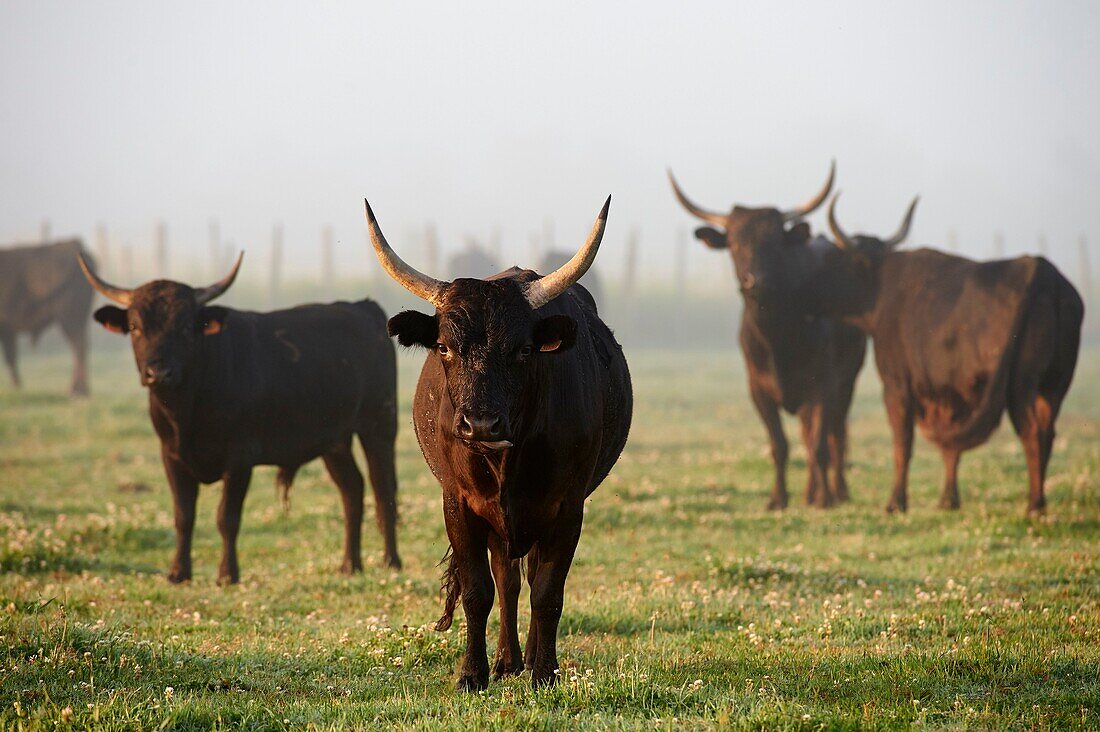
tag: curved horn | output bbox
[782,159,836,222]
[524,196,611,309]
[827,192,856,251]
[364,199,448,306]
[193,251,244,305]
[884,196,919,249]
[668,171,727,228]
[77,252,133,306]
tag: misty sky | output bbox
[2,1,1098,288]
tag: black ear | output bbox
[199,306,230,336]
[94,306,129,334]
[533,315,576,354]
[786,222,811,245]
[387,310,438,348]
[693,226,728,250]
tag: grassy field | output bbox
[1,344,1098,730]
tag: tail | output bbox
[435,546,461,631]
[275,466,298,513]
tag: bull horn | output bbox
[668,171,727,228]
[77,252,133,306]
[364,199,448,306]
[524,196,611,309]
[827,192,856,251]
[782,160,836,222]
[194,252,244,305]
[884,196,919,249]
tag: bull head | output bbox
[366,197,610,451]
[668,162,835,298]
[827,193,919,255]
[78,253,243,388]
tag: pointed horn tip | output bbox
[363,198,377,224]
[599,195,611,219]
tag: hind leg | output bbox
[828,418,851,503]
[938,448,962,510]
[1010,394,1057,515]
[359,430,401,569]
[799,402,832,508]
[59,318,89,396]
[322,444,365,574]
[0,328,20,389]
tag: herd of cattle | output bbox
[0,166,1085,690]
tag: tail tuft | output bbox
[275,466,298,514]
[435,546,461,631]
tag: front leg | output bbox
[216,466,253,585]
[749,382,789,511]
[442,493,494,692]
[162,446,198,584]
[883,388,914,513]
[799,402,833,508]
[528,507,584,688]
[488,533,523,679]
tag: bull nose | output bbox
[455,412,507,441]
[143,363,178,387]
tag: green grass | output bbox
[1,345,1098,730]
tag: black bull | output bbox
[79,254,401,583]
[669,164,867,509]
[367,197,632,690]
[0,239,93,395]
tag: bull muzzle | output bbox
[454,411,513,451]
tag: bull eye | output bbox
[436,342,449,356]
[129,326,141,337]
[518,345,533,359]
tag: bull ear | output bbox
[199,306,229,336]
[693,226,728,250]
[786,222,811,245]
[387,310,438,348]
[533,315,576,354]
[93,306,129,334]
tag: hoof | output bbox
[1027,505,1047,518]
[938,497,961,510]
[216,572,239,586]
[531,668,559,689]
[339,559,364,575]
[492,657,525,680]
[383,553,402,571]
[167,566,191,584]
[885,500,907,514]
[456,673,489,692]
[766,496,788,511]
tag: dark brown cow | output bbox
[0,239,93,395]
[79,254,401,583]
[669,164,866,508]
[793,194,1082,513]
[365,197,632,690]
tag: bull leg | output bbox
[1010,394,1057,516]
[884,392,914,513]
[799,403,833,508]
[322,444,366,574]
[59,318,89,396]
[527,508,584,688]
[749,383,789,511]
[523,545,541,672]
[0,328,20,389]
[488,533,523,679]
[163,447,198,584]
[443,493,494,692]
[216,466,252,586]
[938,448,962,510]
[358,431,401,569]
[828,418,851,503]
